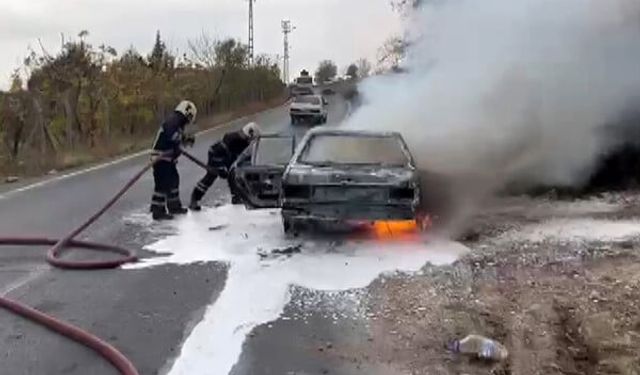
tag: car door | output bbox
[230,134,296,209]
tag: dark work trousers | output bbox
[191,169,219,204]
[191,152,238,204]
[191,170,240,204]
[151,160,183,213]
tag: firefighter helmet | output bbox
[242,122,261,138]
[175,100,197,123]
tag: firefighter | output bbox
[189,122,261,211]
[150,100,197,220]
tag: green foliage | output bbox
[149,30,174,73]
[346,64,358,79]
[0,31,284,170]
[215,39,248,69]
[315,60,338,84]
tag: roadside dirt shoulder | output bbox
[344,193,640,374]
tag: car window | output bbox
[254,137,294,165]
[296,77,313,85]
[299,134,409,166]
[294,96,321,105]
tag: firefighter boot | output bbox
[167,189,188,215]
[151,205,174,221]
[168,203,188,215]
[189,190,202,211]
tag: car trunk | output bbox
[281,165,419,220]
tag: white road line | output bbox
[0,267,49,297]
[0,103,288,200]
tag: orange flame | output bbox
[372,220,420,239]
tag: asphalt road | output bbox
[0,95,353,375]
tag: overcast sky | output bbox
[0,0,402,88]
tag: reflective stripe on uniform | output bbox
[151,200,166,207]
[152,191,166,205]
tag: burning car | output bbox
[280,129,422,232]
[231,129,423,234]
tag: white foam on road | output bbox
[129,205,468,375]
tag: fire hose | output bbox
[0,149,212,375]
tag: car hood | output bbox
[284,164,416,185]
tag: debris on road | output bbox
[258,244,302,260]
[336,193,640,374]
[208,224,229,231]
[448,334,508,361]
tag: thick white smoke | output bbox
[346,0,640,232]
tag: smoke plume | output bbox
[346,0,640,233]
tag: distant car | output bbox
[321,88,336,96]
[289,95,328,125]
[290,86,314,97]
[280,129,422,233]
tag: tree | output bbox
[315,60,338,84]
[356,58,372,78]
[391,0,423,11]
[377,36,408,70]
[188,32,218,69]
[214,39,248,69]
[148,31,174,73]
[1,29,285,175]
[9,70,23,92]
[346,64,358,79]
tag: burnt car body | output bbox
[232,129,422,233]
[281,130,421,231]
[229,134,296,208]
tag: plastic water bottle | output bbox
[449,335,509,361]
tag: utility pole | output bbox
[248,0,255,65]
[281,20,293,83]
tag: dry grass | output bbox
[0,96,287,180]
